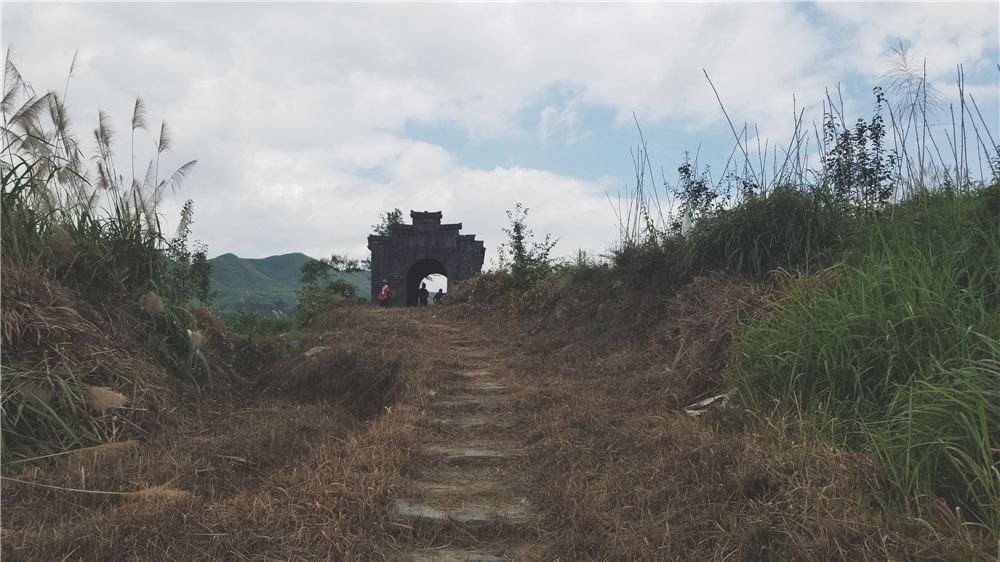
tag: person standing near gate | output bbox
[377,279,391,307]
[417,282,429,306]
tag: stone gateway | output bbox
[367,211,485,307]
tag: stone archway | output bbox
[367,211,485,307]
[406,258,447,306]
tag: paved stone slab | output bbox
[410,464,505,487]
[411,479,503,497]
[449,340,482,347]
[424,445,510,461]
[394,498,533,529]
[410,549,507,562]
[429,398,490,412]
[422,323,462,332]
[458,350,494,359]
[456,369,494,378]
[395,499,494,528]
[457,382,510,395]
[431,416,511,430]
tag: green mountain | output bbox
[209,252,371,316]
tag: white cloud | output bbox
[3,2,996,264]
[539,93,582,142]
[816,3,999,82]
[184,133,615,264]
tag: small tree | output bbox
[822,87,898,217]
[165,199,213,306]
[667,154,717,235]
[371,208,404,236]
[498,203,557,291]
[189,243,212,304]
[296,254,363,324]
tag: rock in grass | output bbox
[304,345,332,358]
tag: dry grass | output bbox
[4,269,992,559]
[444,270,993,560]
[1,306,443,560]
[1,264,171,456]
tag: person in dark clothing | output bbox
[433,288,444,304]
[417,282,429,306]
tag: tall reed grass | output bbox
[1,50,210,464]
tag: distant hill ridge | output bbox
[208,252,370,316]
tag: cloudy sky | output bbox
[4,2,998,266]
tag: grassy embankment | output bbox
[447,61,999,558]
[446,182,998,560]
[1,52,212,462]
[728,187,1000,532]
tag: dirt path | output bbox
[392,322,545,561]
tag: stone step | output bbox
[430,416,511,431]
[449,340,483,348]
[422,323,460,330]
[409,463,506,488]
[455,368,494,378]
[452,382,510,395]
[409,549,507,561]
[428,398,491,413]
[424,444,514,464]
[458,350,494,360]
[393,498,533,530]
[410,479,504,497]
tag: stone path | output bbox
[394,325,544,561]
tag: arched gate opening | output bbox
[406,258,447,307]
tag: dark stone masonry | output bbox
[368,211,485,307]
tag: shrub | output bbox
[822,87,898,216]
[225,312,296,336]
[445,271,498,303]
[497,203,557,292]
[295,254,365,326]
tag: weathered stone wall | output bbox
[368,211,485,306]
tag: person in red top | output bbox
[377,279,391,307]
